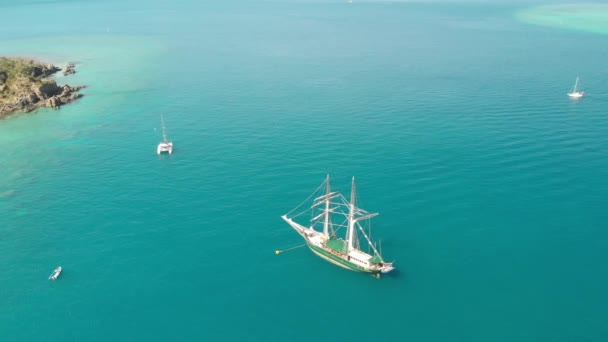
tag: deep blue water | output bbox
[1,1,608,341]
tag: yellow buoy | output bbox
[275,250,281,255]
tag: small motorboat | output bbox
[49,266,62,280]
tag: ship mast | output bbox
[347,176,356,252]
[161,114,168,142]
[323,174,331,238]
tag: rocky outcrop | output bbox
[44,84,85,109]
[46,96,60,109]
[0,81,85,113]
[0,57,85,117]
[33,81,61,98]
[63,63,76,76]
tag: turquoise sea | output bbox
[1,0,608,341]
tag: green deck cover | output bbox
[369,254,383,264]
[326,238,347,254]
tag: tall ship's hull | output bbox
[283,216,390,275]
[281,176,394,277]
[307,241,378,274]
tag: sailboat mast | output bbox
[574,77,579,92]
[323,174,331,238]
[161,114,168,142]
[347,177,356,251]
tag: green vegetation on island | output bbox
[0,57,85,118]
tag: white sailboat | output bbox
[157,114,173,155]
[282,175,395,277]
[568,77,584,99]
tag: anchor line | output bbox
[275,243,307,254]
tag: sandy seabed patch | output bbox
[516,3,608,35]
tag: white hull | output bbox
[568,77,584,99]
[380,265,395,273]
[568,91,584,98]
[157,142,173,155]
[49,266,62,280]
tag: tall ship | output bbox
[282,175,395,277]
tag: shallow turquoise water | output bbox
[1,1,608,341]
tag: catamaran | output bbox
[282,175,395,277]
[157,114,173,155]
[568,77,584,99]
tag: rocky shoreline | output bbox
[0,57,86,118]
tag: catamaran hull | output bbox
[157,143,173,155]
